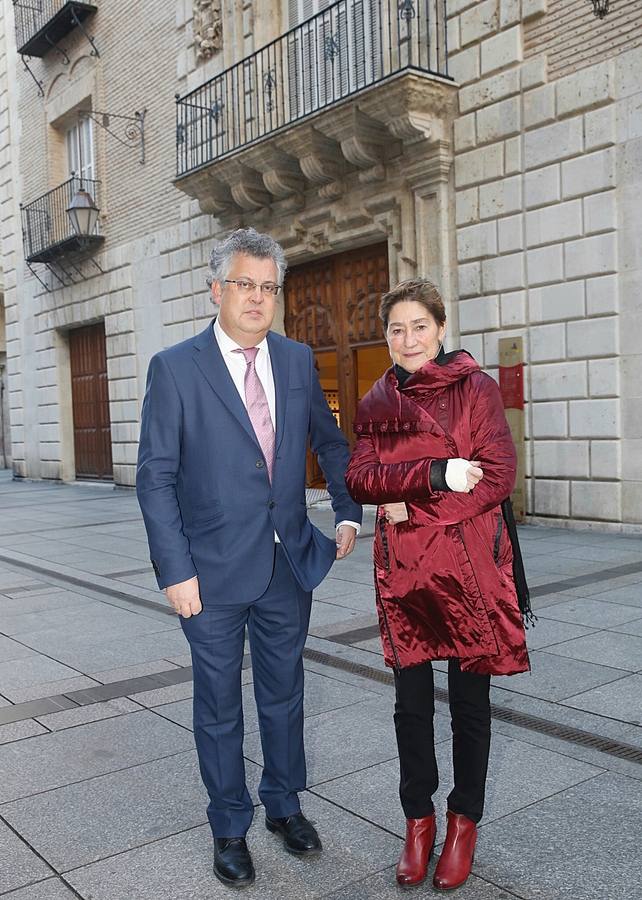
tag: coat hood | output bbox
[355,350,481,430]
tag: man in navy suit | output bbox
[136,228,362,887]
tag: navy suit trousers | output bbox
[180,545,313,837]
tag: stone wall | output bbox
[448,0,642,526]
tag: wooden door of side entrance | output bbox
[69,322,113,481]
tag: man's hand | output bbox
[165,576,202,618]
[336,524,357,559]
[382,502,409,524]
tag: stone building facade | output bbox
[0,0,640,529]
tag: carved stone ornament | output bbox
[193,0,223,60]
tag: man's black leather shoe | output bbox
[265,812,322,856]
[213,837,255,887]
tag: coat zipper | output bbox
[375,518,401,670]
[493,514,503,564]
[378,515,390,571]
[375,581,402,671]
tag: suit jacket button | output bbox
[256,460,264,468]
[268,501,276,509]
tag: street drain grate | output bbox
[302,647,642,765]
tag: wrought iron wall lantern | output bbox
[79,108,147,165]
[66,186,99,239]
[589,0,610,17]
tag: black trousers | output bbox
[393,659,491,824]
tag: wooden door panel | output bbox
[285,243,389,486]
[69,323,113,480]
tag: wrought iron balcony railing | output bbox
[175,0,449,178]
[13,0,97,57]
[21,176,103,263]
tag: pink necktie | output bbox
[235,347,275,480]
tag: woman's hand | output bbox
[445,459,484,493]
[382,502,409,524]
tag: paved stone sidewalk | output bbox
[0,469,640,899]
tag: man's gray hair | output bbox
[207,227,287,287]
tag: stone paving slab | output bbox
[1,600,108,637]
[90,659,181,684]
[0,878,79,899]
[310,609,378,638]
[0,819,52,894]
[313,730,603,840]
[64,793,402,900]
[0,710,194,803]
[34,698,140,731]
[493,650,630,702]
[0,634,39,662]
[513,618,597,651]
[543,630,642,670]
[324,868,523,899]
[17,626,187,674]
[0,588,93,617]
[537,596,642,628]
[154,669,379,737]
[0,719,48,745]
[488,718,642,782]
[592,584,642,608]
[244,697,450,788]
[610,615,642,636]
[558,576,642,600]
[0,655,100,703]
[471,772,642,900]
[1,751,215,871]
[1,601,174,641]
[561,672,642,723]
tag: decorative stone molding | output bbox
[193,0,223,61]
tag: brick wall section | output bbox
[448,0,642,525]
[524,0,642,80]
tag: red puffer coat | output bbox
[346,351,530,676]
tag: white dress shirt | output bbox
[213,319,360,539]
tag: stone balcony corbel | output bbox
[278,125,348,191]
[321,107,402,175]
[216,159,273,211]
[239,145,305,201]
[359,73,457,147]
[180,171,238,218]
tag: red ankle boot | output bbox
[433,811,477,891]
[396,815,437,887]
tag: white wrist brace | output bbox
[445,458,472,493]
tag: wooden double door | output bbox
[284,243,390,486]
[69,322,113,481]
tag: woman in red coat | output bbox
[346,279,530,891]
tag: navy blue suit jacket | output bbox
[136,321,362,604]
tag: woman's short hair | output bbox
[379,279,446,330]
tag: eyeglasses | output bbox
[224,279,282,297]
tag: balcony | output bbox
[13,0,97,58]
[21,176,103,264]
[174,0,453,218]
